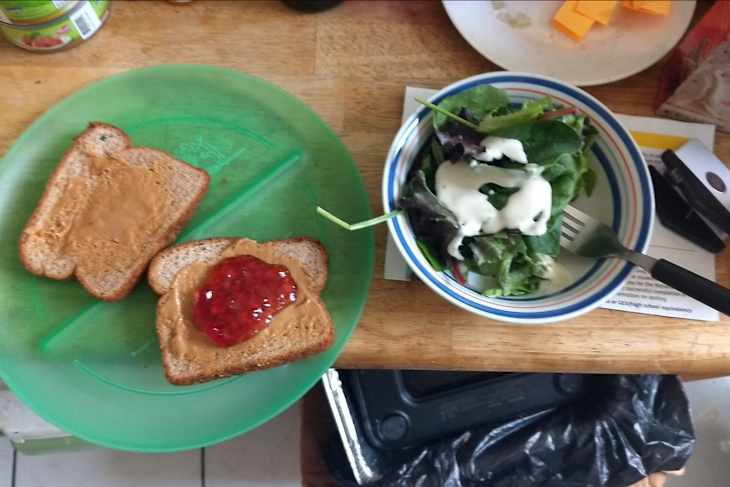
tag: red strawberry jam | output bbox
[192,255,298,347]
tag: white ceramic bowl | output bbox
[383,72,654,323]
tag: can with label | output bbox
[0,1,78,25]
[0,0,109,52]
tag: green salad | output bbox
[400,86,597,296]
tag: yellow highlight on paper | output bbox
[629,131,688,151]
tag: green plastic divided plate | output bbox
[0,65,374,452]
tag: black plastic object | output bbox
[649,165,725,253]
[348,370,586,450]
[662,149,730,234]
[281,0,342,12]
[326,374,694,487]
[652,259,730,316]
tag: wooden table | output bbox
[1,0,728,375]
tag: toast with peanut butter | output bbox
[149,238,334,385]
[19,123,210,301]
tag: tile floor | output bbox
[1,379,730,486]
[1,438,11,487]
[0,403,300,487]
[668,378,730,487]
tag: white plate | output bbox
[442,0,696,86]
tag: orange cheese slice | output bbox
[553,0,595,41]
[634,0,671,15]
[576,0,617,25]
[622,0,640,11]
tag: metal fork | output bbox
[561,206,730,316]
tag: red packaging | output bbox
[655,1,730,132]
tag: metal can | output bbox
[0,1,78,25]
[0,0,109,53]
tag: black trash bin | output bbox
[322,370,694,487]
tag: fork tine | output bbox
[560,231,575,241]
[563,206,589,225]
[560,205,618,256]
[560,206,595,253]
[559,232,574,250]
[562,220,581,235]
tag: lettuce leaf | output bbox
[524,215,562,257]
[433,85,510,129]
[470,232,542,297]
[399,171,460,269]
[492,120,582,163]
[478,97,553,132]
[479,183,519,210]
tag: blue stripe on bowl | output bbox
[384,74,652,319]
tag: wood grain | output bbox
[1,0,728,374]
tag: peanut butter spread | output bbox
[40,154,174,273]
[157,239,329,365]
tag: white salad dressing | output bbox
[435,155,552,260]
[473,136,528,164]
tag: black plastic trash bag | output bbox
[328,375,695,487]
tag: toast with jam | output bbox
[148,238,334,385]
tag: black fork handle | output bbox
[652,260,730,316]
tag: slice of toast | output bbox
[19,122,210,301]
[150,238,333,385]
